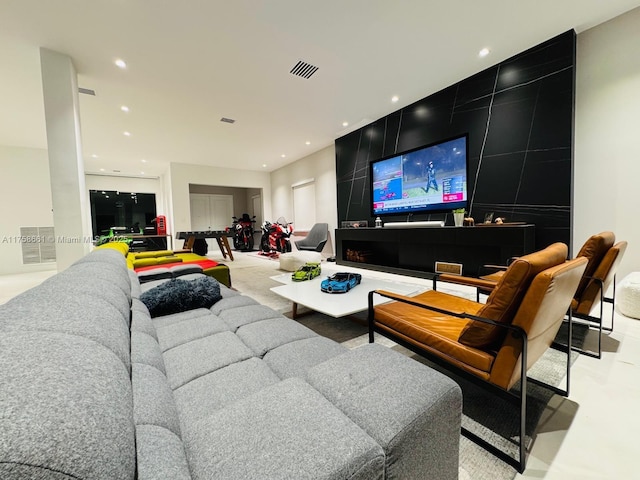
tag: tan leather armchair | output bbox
[367,242,587,472]
[438,232,627,358]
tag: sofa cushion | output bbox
[209,294,259,315]
[174,357,281,425]
[137,267,172,283]
[131,250,175,259]
[163,331,254,390]
[152,308,212,328]
[131,331,166,374]
[182,377,385,480]
[217,304,283,332]
[235,317,317,357]
[458,242,568,349]
[155,313,230,352]
[263,337,348,379]
[131,301,158,339]
[1,292,132,369]
[136,425,192,480]
[140,277,222,317]
[132,363,182,438]
[306,343,462,480]
[0,331,135,480]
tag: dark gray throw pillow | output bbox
[139,276,222,317]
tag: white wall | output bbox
[168,162,272,248]
[575,7,640,279]
[0,145,56,274]
[270,145,337,254]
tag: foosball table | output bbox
[176,230,234,260]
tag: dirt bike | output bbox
[231,213,256,251]
[259,217,293,256]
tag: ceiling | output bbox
[1,1,639,178]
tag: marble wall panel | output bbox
[335,30,576,250]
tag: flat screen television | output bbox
[370,134,469,217]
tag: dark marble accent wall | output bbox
[335,30,576,251]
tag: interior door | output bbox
[189,193,233,253]
[190,194,212,230]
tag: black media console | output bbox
[335,224,536,279]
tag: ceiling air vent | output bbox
[290,60,319,79]
[220,117,236,124]
[78,87,96,96]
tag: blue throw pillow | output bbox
[140,276,222,317]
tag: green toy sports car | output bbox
[292,262,321,281]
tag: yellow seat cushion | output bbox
[130,250,174,259]
[94,242,130,256]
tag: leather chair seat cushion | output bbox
[374,290,495,374]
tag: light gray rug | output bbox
[216,251,576,480]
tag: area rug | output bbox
[218,252,580,480]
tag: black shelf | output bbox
[336,225,536,279]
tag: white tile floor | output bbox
[2,259,638,479]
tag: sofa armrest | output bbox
[436,274,501,290]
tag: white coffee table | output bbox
[270,265,424,318]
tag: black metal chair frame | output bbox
[561,274,616,359]
[367,290,572,474]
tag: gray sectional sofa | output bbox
[0,248,462,479]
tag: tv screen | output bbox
[370,134,468,217]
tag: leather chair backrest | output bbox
[573,241,627,316]
[458,242,568,350]
[573,231,615,301]
[490,256,587,390]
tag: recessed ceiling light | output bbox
[342,121,349,127]
[123,131,131,136]
[262,164,267,168]
[91,154,98,158]
[121,105,129,112]
[391,95,399,103]
[305,141,311,145]
[479,48,490,57]
[99,168,105,172]
[140,171,145,175]
[115,59,127,69]
[281,154,286,158]
[141,159,147,163]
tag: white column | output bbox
[40,48,91,270]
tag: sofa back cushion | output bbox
[458,242,568,350]
[0,331,136,480]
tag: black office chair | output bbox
[295,223,328,252]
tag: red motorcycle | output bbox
[231,213,256,251]
[259,217,293,256]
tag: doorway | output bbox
[189,193,233,253]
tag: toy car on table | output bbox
[320,272,362,293]
[291,262,321,281]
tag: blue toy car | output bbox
[320,272,362,293]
